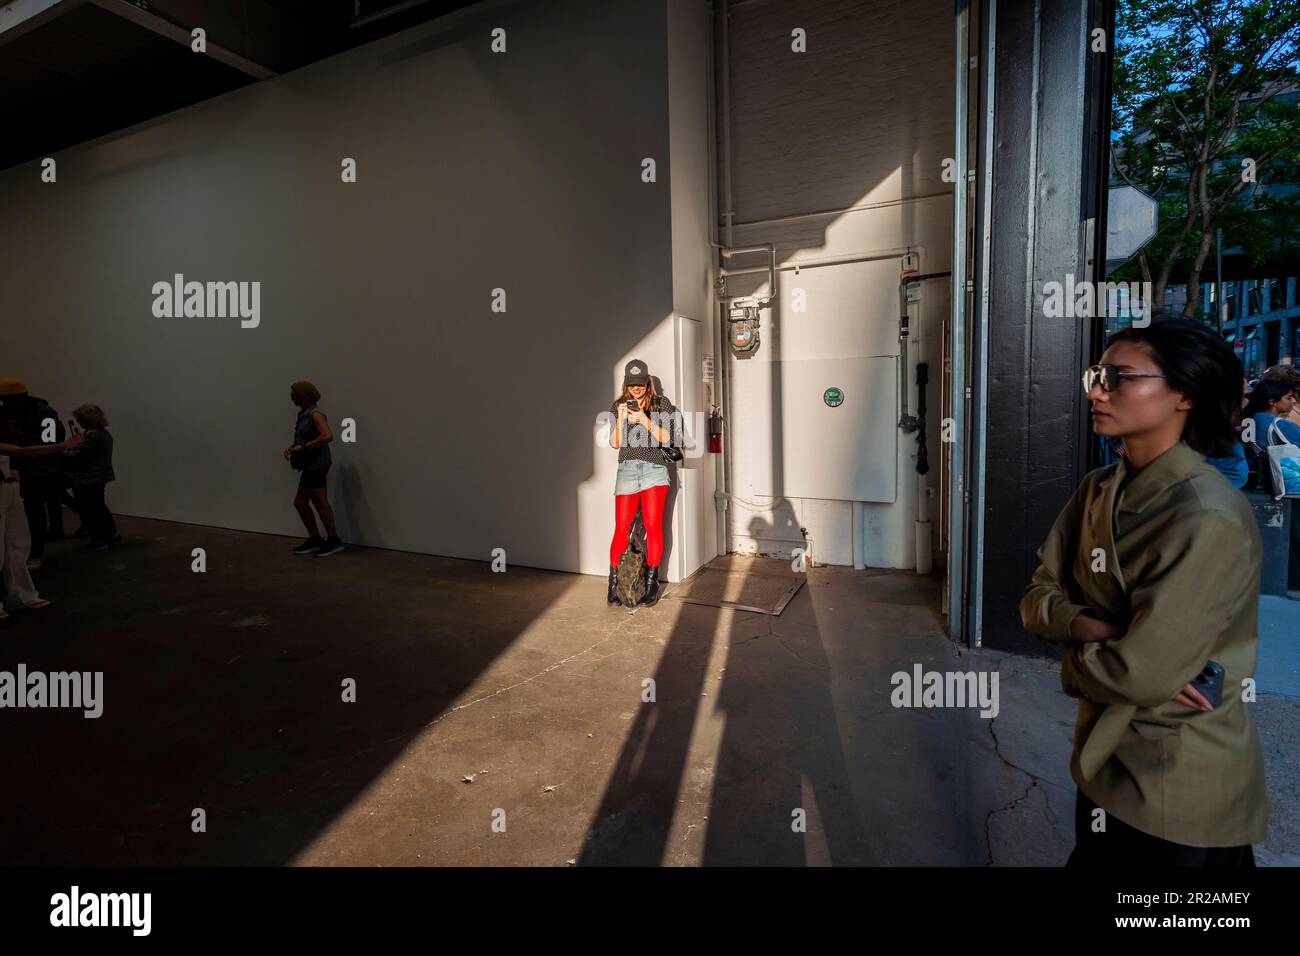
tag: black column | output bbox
[970,0,1114,653]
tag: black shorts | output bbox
[298,469,328,490]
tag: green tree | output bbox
[1110,0,1300,317]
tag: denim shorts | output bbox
[614,459,670,496]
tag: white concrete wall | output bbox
[1,0,700,579]
[717,0,953,569]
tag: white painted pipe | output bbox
[915,521,933,575]
[852,501,866,570]
[916,476,932,574]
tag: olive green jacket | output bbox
[1019,441,1269,847]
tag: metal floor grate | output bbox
[665,563,805,615]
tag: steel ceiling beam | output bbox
[87,0,277,79]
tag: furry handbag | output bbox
[615,510,649,608]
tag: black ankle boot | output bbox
[639,565,661,606]
[607,566,620,606]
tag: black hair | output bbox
[1106,312,1243,458]
[1243,379,1294,418]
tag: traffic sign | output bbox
[1106,185,1158,274]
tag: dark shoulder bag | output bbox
[653,398,684,463]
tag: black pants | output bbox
[19,475,66,560]
[72,483,117,543]
[1067,788,1255,867]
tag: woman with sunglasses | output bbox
[1020,315,1268,866]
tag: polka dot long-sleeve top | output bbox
[608,395,682,465]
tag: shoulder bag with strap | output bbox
[653,397,684,463]
[1265,419,1300,500]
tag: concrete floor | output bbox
[2,516,1296,866]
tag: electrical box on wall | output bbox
[728,300,761,353]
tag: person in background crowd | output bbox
[1206,397,1249,489]
[1243,379,1300,593]
[1021,316,1267,866]
[62,404,119,552]
[284,380,343,557]
[0,431,82,621]
[1206,441,1248,489]
[1261,364,1300,426]
[0,378,66,570]
[1243,380,1300,448]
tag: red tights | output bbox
[610,485,668,567]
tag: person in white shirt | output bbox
[0,435,82,620]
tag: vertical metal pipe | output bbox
[718,0,735,554]
[947,0,972,635]
[968,0,997,648]
[946,0,967,634]
[707,0,726,557]
[721,0,734,252]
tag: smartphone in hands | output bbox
[1193,660,1225,709]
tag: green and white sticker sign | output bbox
[823,387,844,407]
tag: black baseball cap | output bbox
[623,359,649,387]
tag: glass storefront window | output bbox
[1243,329,1263,380]
[1264,277,1282,311]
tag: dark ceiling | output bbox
[0,0,484,171]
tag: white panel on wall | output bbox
[730,253,904,503]
[734,355,896,502]
[773,257,903,362]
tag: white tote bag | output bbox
[1266,420,1300,499]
